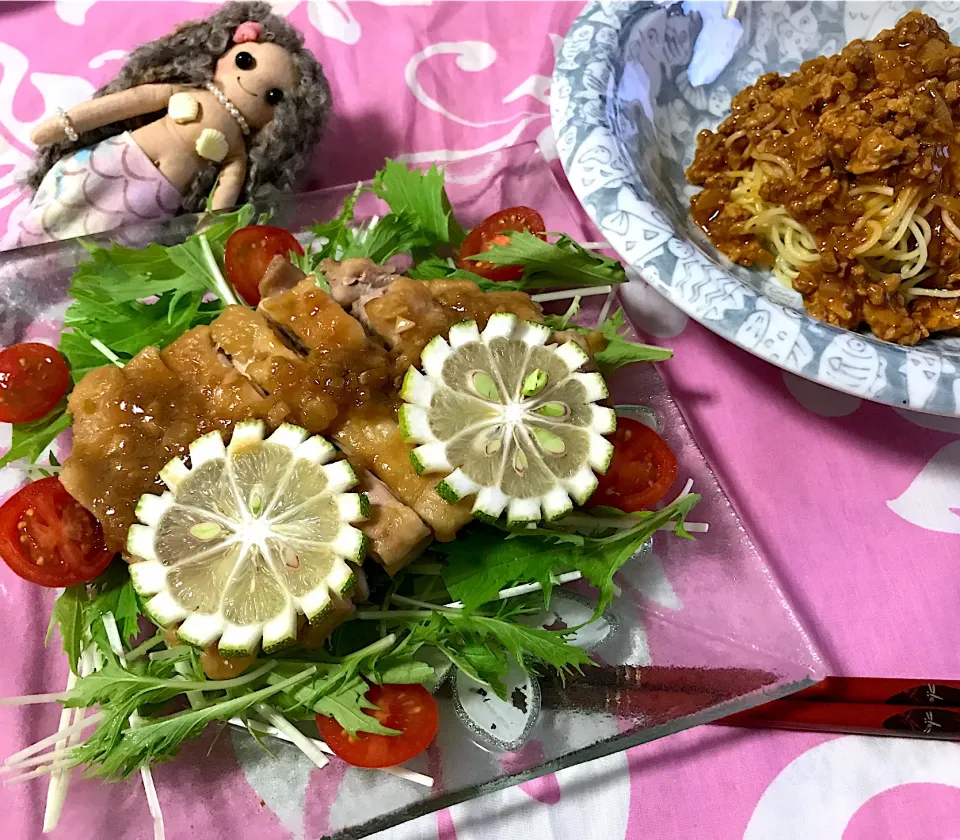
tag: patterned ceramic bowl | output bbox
[553,0,960,417]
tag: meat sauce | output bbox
[686,11,960,344]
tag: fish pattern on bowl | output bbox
[553,0,960,416]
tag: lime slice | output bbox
[399,314,616,526]
[126,421,368,655]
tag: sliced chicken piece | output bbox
[209,305,299,374]
[259,277,475,541]
[362,277,544,373]
[258,277,375,355]
[258,276,393,398]
[215,295,436,566]
[332,405,474,542]
[429,278,543,324]
[258,254,307,300]
[210,306,341,433]
[62,347,212,552]
[62,327,287,553]
[355,470,432,572]
[321,256,400,332]
[62,348,210,552]
[160,325,288,427]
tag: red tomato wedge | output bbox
[588,418,678,513]
[315,683,439,768]
[0,477,113,587]
[0,343,70,424]
[224,225,305,306]
[457,206,546,282]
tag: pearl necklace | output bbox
[204,81,251,136]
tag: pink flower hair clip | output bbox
[233,21,263,44]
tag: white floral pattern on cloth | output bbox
[553,0,960,416]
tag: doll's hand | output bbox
[30,118,66,147]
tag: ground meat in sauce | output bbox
[686,11,960,345]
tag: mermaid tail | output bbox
[1,132,181,250]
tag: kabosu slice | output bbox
[127,422,368,655]
[399,314,617,526]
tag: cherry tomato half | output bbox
[0,477,113,588]
[0,343,70,424]
[588,418,678,513]
[457,206,546,282]
[224,225,305,306]
[315,683,439,768]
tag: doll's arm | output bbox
[31,84,179,146]
[209,155,248,211]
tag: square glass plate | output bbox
[0,142,823,840]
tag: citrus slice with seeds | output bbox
[398,314,616,526]
[126,421,368,655]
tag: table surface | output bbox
[1,2,958,839]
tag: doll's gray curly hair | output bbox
[26,1,331,213]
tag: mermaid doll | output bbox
[1,1,331,250]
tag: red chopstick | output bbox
[716,699,960,741]
[716,677,960,741]
[789,677,960,706]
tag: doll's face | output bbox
[214,41,299,130]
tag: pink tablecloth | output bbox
[1,2,958,838]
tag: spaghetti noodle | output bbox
[685,10,960,345]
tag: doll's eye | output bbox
[235,51,256,71]
[266,88,284,105]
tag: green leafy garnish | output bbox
[405,254,541,291]
[305,183,363,265]
[61,204,254,372]
[46,564,144,674]
[438,494,700,615]
[301,160,465,275]
[557,308,673,375]
[543,297,582,331]
[268,637,404,736]
[372,159,465,248]
[438,529,561,611]
[370,607,589,699]
[341,214,420,264]
[591,309,672,374]
[312,678,399,736]
[565,495,699,610]
[69,664,314,779]
[83,563,143,656]
[0,404,69,468]
[405,256,517,291]
[366,660,435,685]
[3,206,256,468]
[464,232,627,289]
[46,585,87,675]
